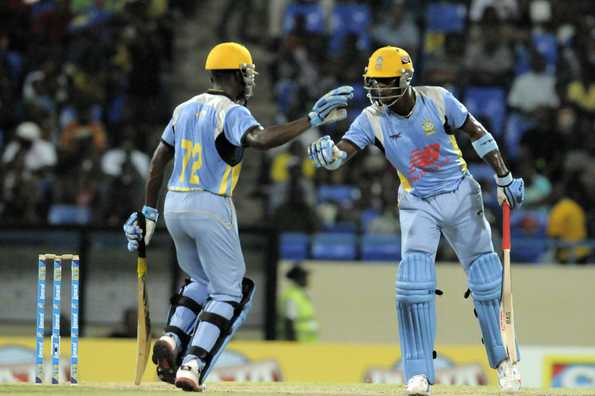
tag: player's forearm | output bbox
[244,117,310,150]
[145,142,174,208]
[483,150,509,177]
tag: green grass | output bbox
[1,383,594,396]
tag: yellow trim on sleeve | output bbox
[449,135,468,173]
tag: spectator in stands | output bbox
[469,0,519,23]
[517,155,551,211]
[370,0,419,56]
[279,263,319,342]
[271,163,318,232]
[508,50,559,117]
[566,59,595,115]
[60,104,107,155]
[2,121,56,173]
[547,172,592,264]
[464,8,514,85]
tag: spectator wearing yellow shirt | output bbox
[566,63,595,113]
[547,174,591,264]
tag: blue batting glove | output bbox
[307,135,348,170]
[495,173,524,209]
[123,212,142,252]
[308,86,354,127]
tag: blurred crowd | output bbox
[0,0,191,226]
[1,0,594,263]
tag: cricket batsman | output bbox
[308,46,524,395]
[123,42,353,391]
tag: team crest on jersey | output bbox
[422,120,436,135]
[375,56,384,70]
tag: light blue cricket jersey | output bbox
[161,91,262,197]
[343,86,470,198]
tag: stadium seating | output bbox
[464,86,507,135]
[48,205,92,225]
[509,236,549,263]
[280,232,310,260]
[317,185,361,206]
[361,233,401,261]
[329,2,371,52]
[283,2,325,34]
[311,232,357,260]
[426,2,467,33]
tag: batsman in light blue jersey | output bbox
[308,46,525,395]
[123,42,353,391]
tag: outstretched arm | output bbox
[243,117,311,150]
[460,114,524,208]
[245,86,354,150]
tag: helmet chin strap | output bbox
[368,87,409,112]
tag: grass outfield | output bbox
[1,383,595,396]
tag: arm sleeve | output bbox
[161,118,175,146]
[224,105,262,147]
[342,112,375,150]
[443,88,469,130]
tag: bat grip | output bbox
[137,211,146,258]
[502,202,511,250]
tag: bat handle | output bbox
[137,211,146,259]
[502,202,511,250]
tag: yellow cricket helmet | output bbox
[205,42,257,99]
[363,46,414,109]
[205,42,253,70]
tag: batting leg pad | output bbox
[396,253,437,384]
[468,253,507,368]
[165,279,208,351]
[187,278,255,384]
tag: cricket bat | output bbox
[134,213,151,385]
[500,202,518,363]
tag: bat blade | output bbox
[500,203,518,363]
[134,256,151,384]
[134,213,151,385]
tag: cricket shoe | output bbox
[406,374,431,395]
[175,359,205,392]
[152,335,179,384]
[497,359,521,392]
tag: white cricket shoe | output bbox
[152,335,179,384]
[175,358,205,392]
[497,359,521,392]
[406,374,431,395]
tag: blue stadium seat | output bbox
[361,233,401,261]
[426,3,467,33]
[48,205,91,225]
[312,232,357,260]
[510,237,548,263]
[532,31,558,72]
[329,3,371,52]
[360,209,381,233]
[283,2,325,34]
[464,86,507,135]
[280,232,309,260]
[317,185,361,206]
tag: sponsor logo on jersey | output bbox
[422,119,436,135]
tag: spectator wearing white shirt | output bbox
[508,50,559,115]
[2,121,57,172]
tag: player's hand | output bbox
[495,173,524,209]
[307,135,348,170]
[123,206,159,252]
[308,86,354,127]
